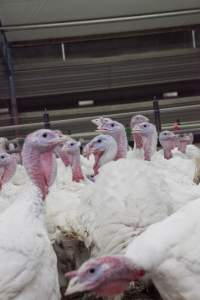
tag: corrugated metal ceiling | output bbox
[1,0,200,41]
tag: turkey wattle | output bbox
[132,122,158,161]
[0,152,17,190]
[130,114,149,150]
[83,134,118,175]
[62,139,85,182]
[159,131,176,160]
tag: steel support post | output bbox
[0,24,19,133]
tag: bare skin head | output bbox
[176,133,192,154]
[22,129,66,199]
[132,122,158,161]
[97,120,127,159]
[65,256,145,297]
[84,135,118,175]
[62,139,84,182]
[159,131,176,159]
[0,152,17,190]
[130,115,149,149]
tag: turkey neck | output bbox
[99,144,116,166]
[71,151,84,182]
[113,129,127,159]
[0,157,17,187]
[22,141,53,200]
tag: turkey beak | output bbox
[65,275,87,295]
[132,126,141,134]
[52,134,67,146]
[61,143,69,152]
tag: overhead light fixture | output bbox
[78,100,94,106]
[163,91,178,98]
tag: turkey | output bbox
[61,139,85,182]
[132,122,158,161]
[130,114,149,149]
[176,133,194,154]
[66,196,200,300]
[83,134,118,175]
[0,152,18,213]
[0,137,8,152]
[0,152,17,190]
[159,131,176,160]
[96,119,128,159]
[91,117,112,127]
[0,128,65,300]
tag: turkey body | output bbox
[0,186,60,300]
[126,197,200,300]
[79,150,200,257]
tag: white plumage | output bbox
[0,185,60,300]
[125,196,200,300]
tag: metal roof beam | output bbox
[1,8,200,32]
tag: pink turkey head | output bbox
[62,139,81,155]
[132,122,155,138]
[62,139,84,182]
[132,122,157,161]
[0,152,17,190]
[22,129,66,199]
[159,131,176,159]
[86,134,118,175]
[0,137,8,152]
[176,133,192,154]
[130,115,149,128]
[97,119,127,159]
[91,117,112,127]
[130,115,149,149]
[65,256,145,297]
[97,120,123,137]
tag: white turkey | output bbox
[0,128,65,300]
[83,134,118,175]
[66,196,200,300]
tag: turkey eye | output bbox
[111,123,115,127]
[143,124,147,128]
[97,139,102,143]
[70,143,74,146]
[164,132,167,135]
[1,155,5,159]
[42,132,48,138]
[89,268,95,274]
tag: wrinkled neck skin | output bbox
[143,136,153,161]
[113,129,127,160]
[0,158,17,189]
[71,151,84,182]
[177,141,187,154]
[56,146,71,166]
[143,130,157,161]
[161,140,175,159]
[22,142,55,200]
[133,133,143,149]
[99,144,117,166]
[93,152,101,175]
[93,144,117,175]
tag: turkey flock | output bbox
[0,114,200,300]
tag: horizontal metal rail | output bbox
[1,8,200,31]
[0,103,200,135]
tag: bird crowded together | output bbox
[0,114,199,300]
